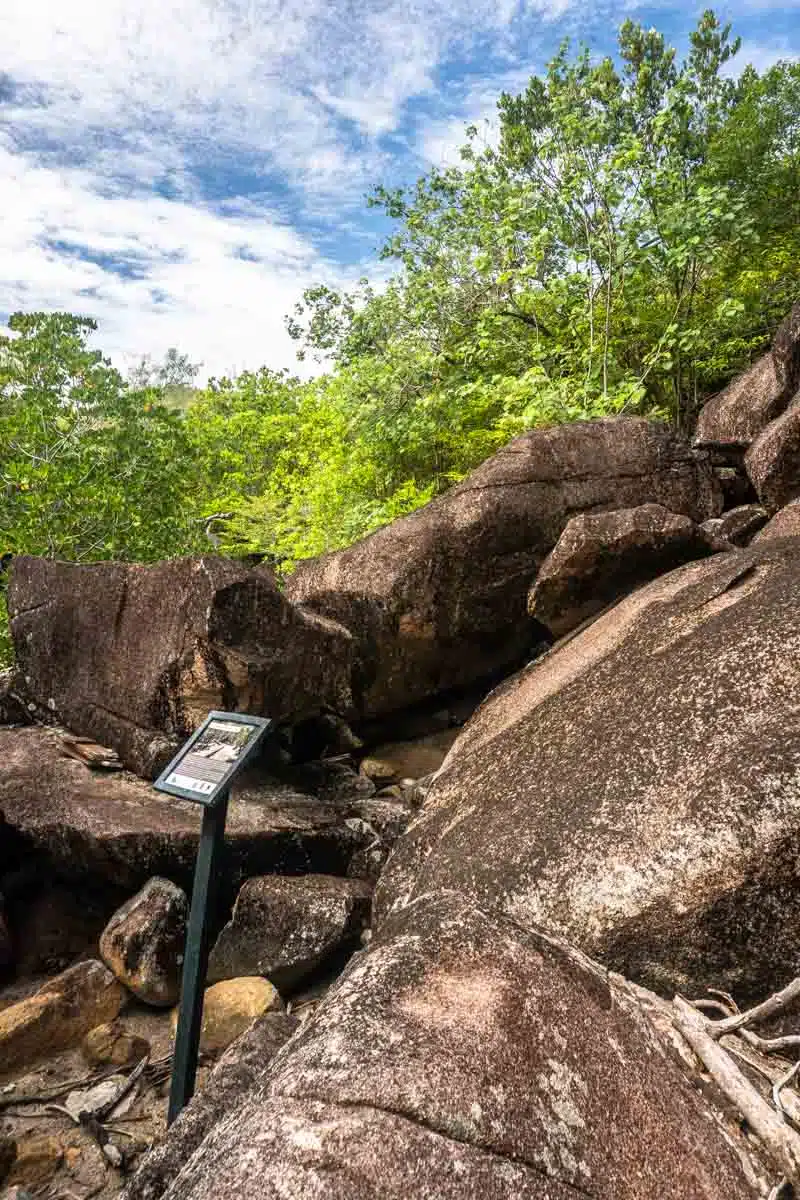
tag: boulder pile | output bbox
[2,301,800,1199]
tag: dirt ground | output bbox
[0,986,194,1200]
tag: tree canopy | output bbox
[1,11,799,663]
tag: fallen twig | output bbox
[0,1066,121,1111]
[95,1055,148,1122]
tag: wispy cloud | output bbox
[1,0,798,378]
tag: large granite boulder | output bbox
[694,301,800,449]
[287,418,720,718]
[377,538,800,1001]
[528,503,721,638]
[754,497,800,543]
[7,556,353,777]
[148,895,760,1200]
[745,402,800,512]
[771,300,800,394]
[0,727,390,891]
[694,352,786,447]
[126,1012,298,1200]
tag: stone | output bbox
[100,878,188,1007]
[0,1138,15,1189]
[3,1190,33,1200]
[377,539,800,1002]
[124,1012,298,1200]
[713,463,757,508]
[171,978,283,1056]
[359,756,397,782]
[0,960,125,1073]
[528,503,722,638]
[700,503,769,547]
[83,1021,151,1068]
[153,895,759,1200]
[694,303,800,452]
[753,497,800,543]
[694,352,786,447]
[5,1137,63,1190]
[359,730,458,783]
[7,556,353,777]
[745,402,800,512]
[771,300,800,394]
[208,875,372,990]
[287,418,720,719]
[0,670,29,728]
[344,799,413,882]
[0,727,386,890]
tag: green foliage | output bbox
[0,313,200,563]
[292,11,800,436]
[2,11,799,663]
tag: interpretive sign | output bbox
[154,711,272,1125]
[154,711,271,806]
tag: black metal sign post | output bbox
[153,711,272,1126]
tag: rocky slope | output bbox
[2,301,800,1199]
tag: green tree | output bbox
[291,12,800,435]
[0,313,198,563]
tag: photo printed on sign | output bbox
[165,718,258,797]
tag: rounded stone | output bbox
[83,1021,151,1068]
[99,877,188,1007]
[172,978,282,1055]
[0,960,124,1073]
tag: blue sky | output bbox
[1,0,798,382]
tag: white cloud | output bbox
[724,37,799,75]
[2,0,797,379]
[0,142,361,382]
[416,69,534,167]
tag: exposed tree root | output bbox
[675,977,800,1196]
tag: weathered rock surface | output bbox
[182,978,283,1055]
[701,503,769,547]
[100,878,188,1007]
[745,401,800,512]
[0,961,124,1073]
[0,670,30,727]
[5,1136,63,1191]
[694,352,787,447]
[753,497,800,543]
[0,727,391,890]
[771,300,800,394]
[124,1012,298,1200]
[528,503,721,638]
[83,1021,151,1068]
[154,895,759,1200]
[695,305,800,448]
[208,875,372,990]
[287,418,720,718]
[343,797,414,881]
[7,556,353,777]
[0,1136,15,1188]
[377,539,800,1001]
[359,729,459,782]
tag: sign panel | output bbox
[154,711,272,806]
